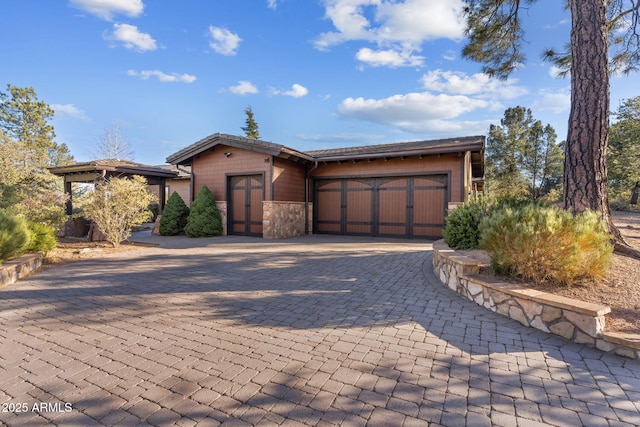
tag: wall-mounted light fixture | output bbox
[224,152,232,158]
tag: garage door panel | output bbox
[345,223,373,234]
[315,174,447,238]
[317,191,341,222]
[378,189,407,223]
[346,191,372,222]
[414,188,445,224]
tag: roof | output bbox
[49,160,179,183]
[305,136,484,161]
[166,133,315,165]
[152,164,191,179]
[166,133,485,178]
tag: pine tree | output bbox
[184,186,222,237]
[461,0,640,247]
[159,191,190,236]
[241,106,260,139]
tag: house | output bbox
[166,133,485,239]
[149,164,192,207]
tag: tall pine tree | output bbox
[241,106,260,139]
[461,0,640,249]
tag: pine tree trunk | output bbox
[564,0,626,244]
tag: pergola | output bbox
[49,160,178,215]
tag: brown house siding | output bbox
[273,157,306,202]
[192,145,271,202]
[165,179,191,206]
[310,154,466,203]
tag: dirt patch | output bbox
[43,239,156,267]
[460,210,640,333]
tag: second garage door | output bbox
[314,175,448,239]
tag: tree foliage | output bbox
[462,0,640,245]
[0,211,31,264]
[85,176,154,247]
[0,84,73,227]
[241,106,260,140]
[184,186,222,237]
[159,191,190,236]
[463,1,640,78]
[608,96,640,206]
[486,107,563,200]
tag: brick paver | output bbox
[1,234,639,426]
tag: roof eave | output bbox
[313,142,484,163]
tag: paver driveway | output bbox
[1,235,639,427]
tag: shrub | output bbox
[478,203,613,286]
[184,186,222,238]
[159,192,190,236]
[26,222,57,255]
[0,211,31,264]
[148,203,160,222]
[86,176,155,247]
[442,196,490,249]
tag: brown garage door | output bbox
[228,174,264,237]
[314,175,447,238]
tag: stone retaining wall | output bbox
[263,201,306,239]
[0,253,43,289]
[432,240,640,360]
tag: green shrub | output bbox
[159,192,190,236]
[184,186,222,238]
[148,203,160,222]
[0,211,31,264]
[442,196,490,249]
[26,222,57,255]
[478,203,613,286]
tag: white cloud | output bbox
[51,104,90,121]
[127,70,197,83]
[267,0,277,9]
[532,89,571,114]
[548,65,569,79]
[339,92,488,125]
[315,0,465,67]
[69,0,144,21]
[421,69,528,100]
[355,47,423,67]
[336,68,531,134]
[278,84,309,98]
[106,23,157,52]
[208,26,242,56]
[228,81,259,95]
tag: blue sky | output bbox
[2,0,639,165]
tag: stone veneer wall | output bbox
[263,201,306,239]
[0,253,43,289]
[432,240,640,360]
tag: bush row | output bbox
[159,186,222,237]
[443,197,613,286]
[0,210,57,264]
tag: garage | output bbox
[314,174,448,239]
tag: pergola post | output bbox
[64,179,73,215]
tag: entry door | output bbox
[228,175,264,236]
